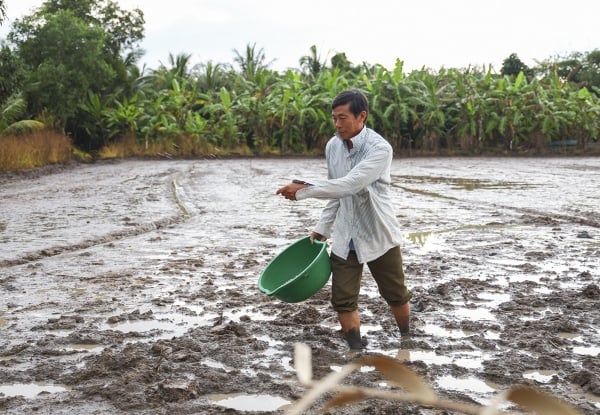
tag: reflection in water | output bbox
[64,344,105,353]
[406,230,434,246]
[423,324,470,338]
[208,393,290,411]
[392,174,537,191]
[396,349,486,369]
[523,370,558,383]
[406,223,514,247]
[436,375,497,395]
[0,382,70,398]
[573,346,600,356]
[397,349,452,365]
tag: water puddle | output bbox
[523,370,558,383]
[394,175,536,191]
[330,364,376,373]
[484,330,501,340]
[533,286,554,294]
[395,185,456,200]
[436,375,498,399]
[520,306,562,321]
[423,324,471,339]
[252,335,294,372]
[360,323,384,334]
[208,393,290,411]
[407,224,515,247]
[396,349,486,369]
[171,300,277,322]
[64,344,105,353]
[101,311,215,338]
[452,307,496,321]
[46,329,72,337]
[104,319,185,334]
[453,351,487,369]
[572,346,600,356]
[202,358,231,371]
[406,231,438,247]
[477,292,511,305]
[558,332,582,341]
[397,349,452,365]
[584,393,600,409]
[0,382,70,398]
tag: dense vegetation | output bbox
[1,0,599,171]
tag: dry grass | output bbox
[98,134,243,159]
[0,130,71,172]
[288,343,583,415]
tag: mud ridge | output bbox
[0,214,185,267]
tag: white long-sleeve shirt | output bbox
[296,126,402,263]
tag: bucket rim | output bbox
[258,237,328,296]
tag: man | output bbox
[276,89,412,350]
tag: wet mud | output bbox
[0,157,598,414]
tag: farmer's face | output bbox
[332,103,366,140]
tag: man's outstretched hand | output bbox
[276,182,307,201]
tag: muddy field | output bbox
[0,157,598,414]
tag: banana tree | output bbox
[202,87,241,149]
[570,87,600,149]
[363,61,414,155]
[78,91,113,147]
[484,72,532,150]
[443,69,492,153]
[103,94,143,142]
[407,70,449,151]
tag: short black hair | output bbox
[332,89,369,119]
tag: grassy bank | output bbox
[97,134,246,159]
[1,131,598,174]
[0,131,72,172]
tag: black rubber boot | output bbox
[400,325,410,337]
[344,328,367,350]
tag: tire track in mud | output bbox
[0,178,191,268]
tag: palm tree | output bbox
[0,95,44,135]
[232,43,274,81]
[0,1,6,25]
[299,45,326,79]
[151,53,195,89]
[196,61,228,92]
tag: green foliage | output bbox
[0,94,45,135]
[0,44,23,102]
[15,10,115,128]
[501,53,532,78]
[41,0,144,56]
[5,0,144,141]
[299,45,327,79]
[331,52,353,72]
[3,0,600,160]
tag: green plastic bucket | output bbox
[258,236,331,303]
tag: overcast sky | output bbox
[2,0,599,72]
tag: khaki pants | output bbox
[331,246,412,312]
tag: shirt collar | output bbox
[336,126,368,152]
